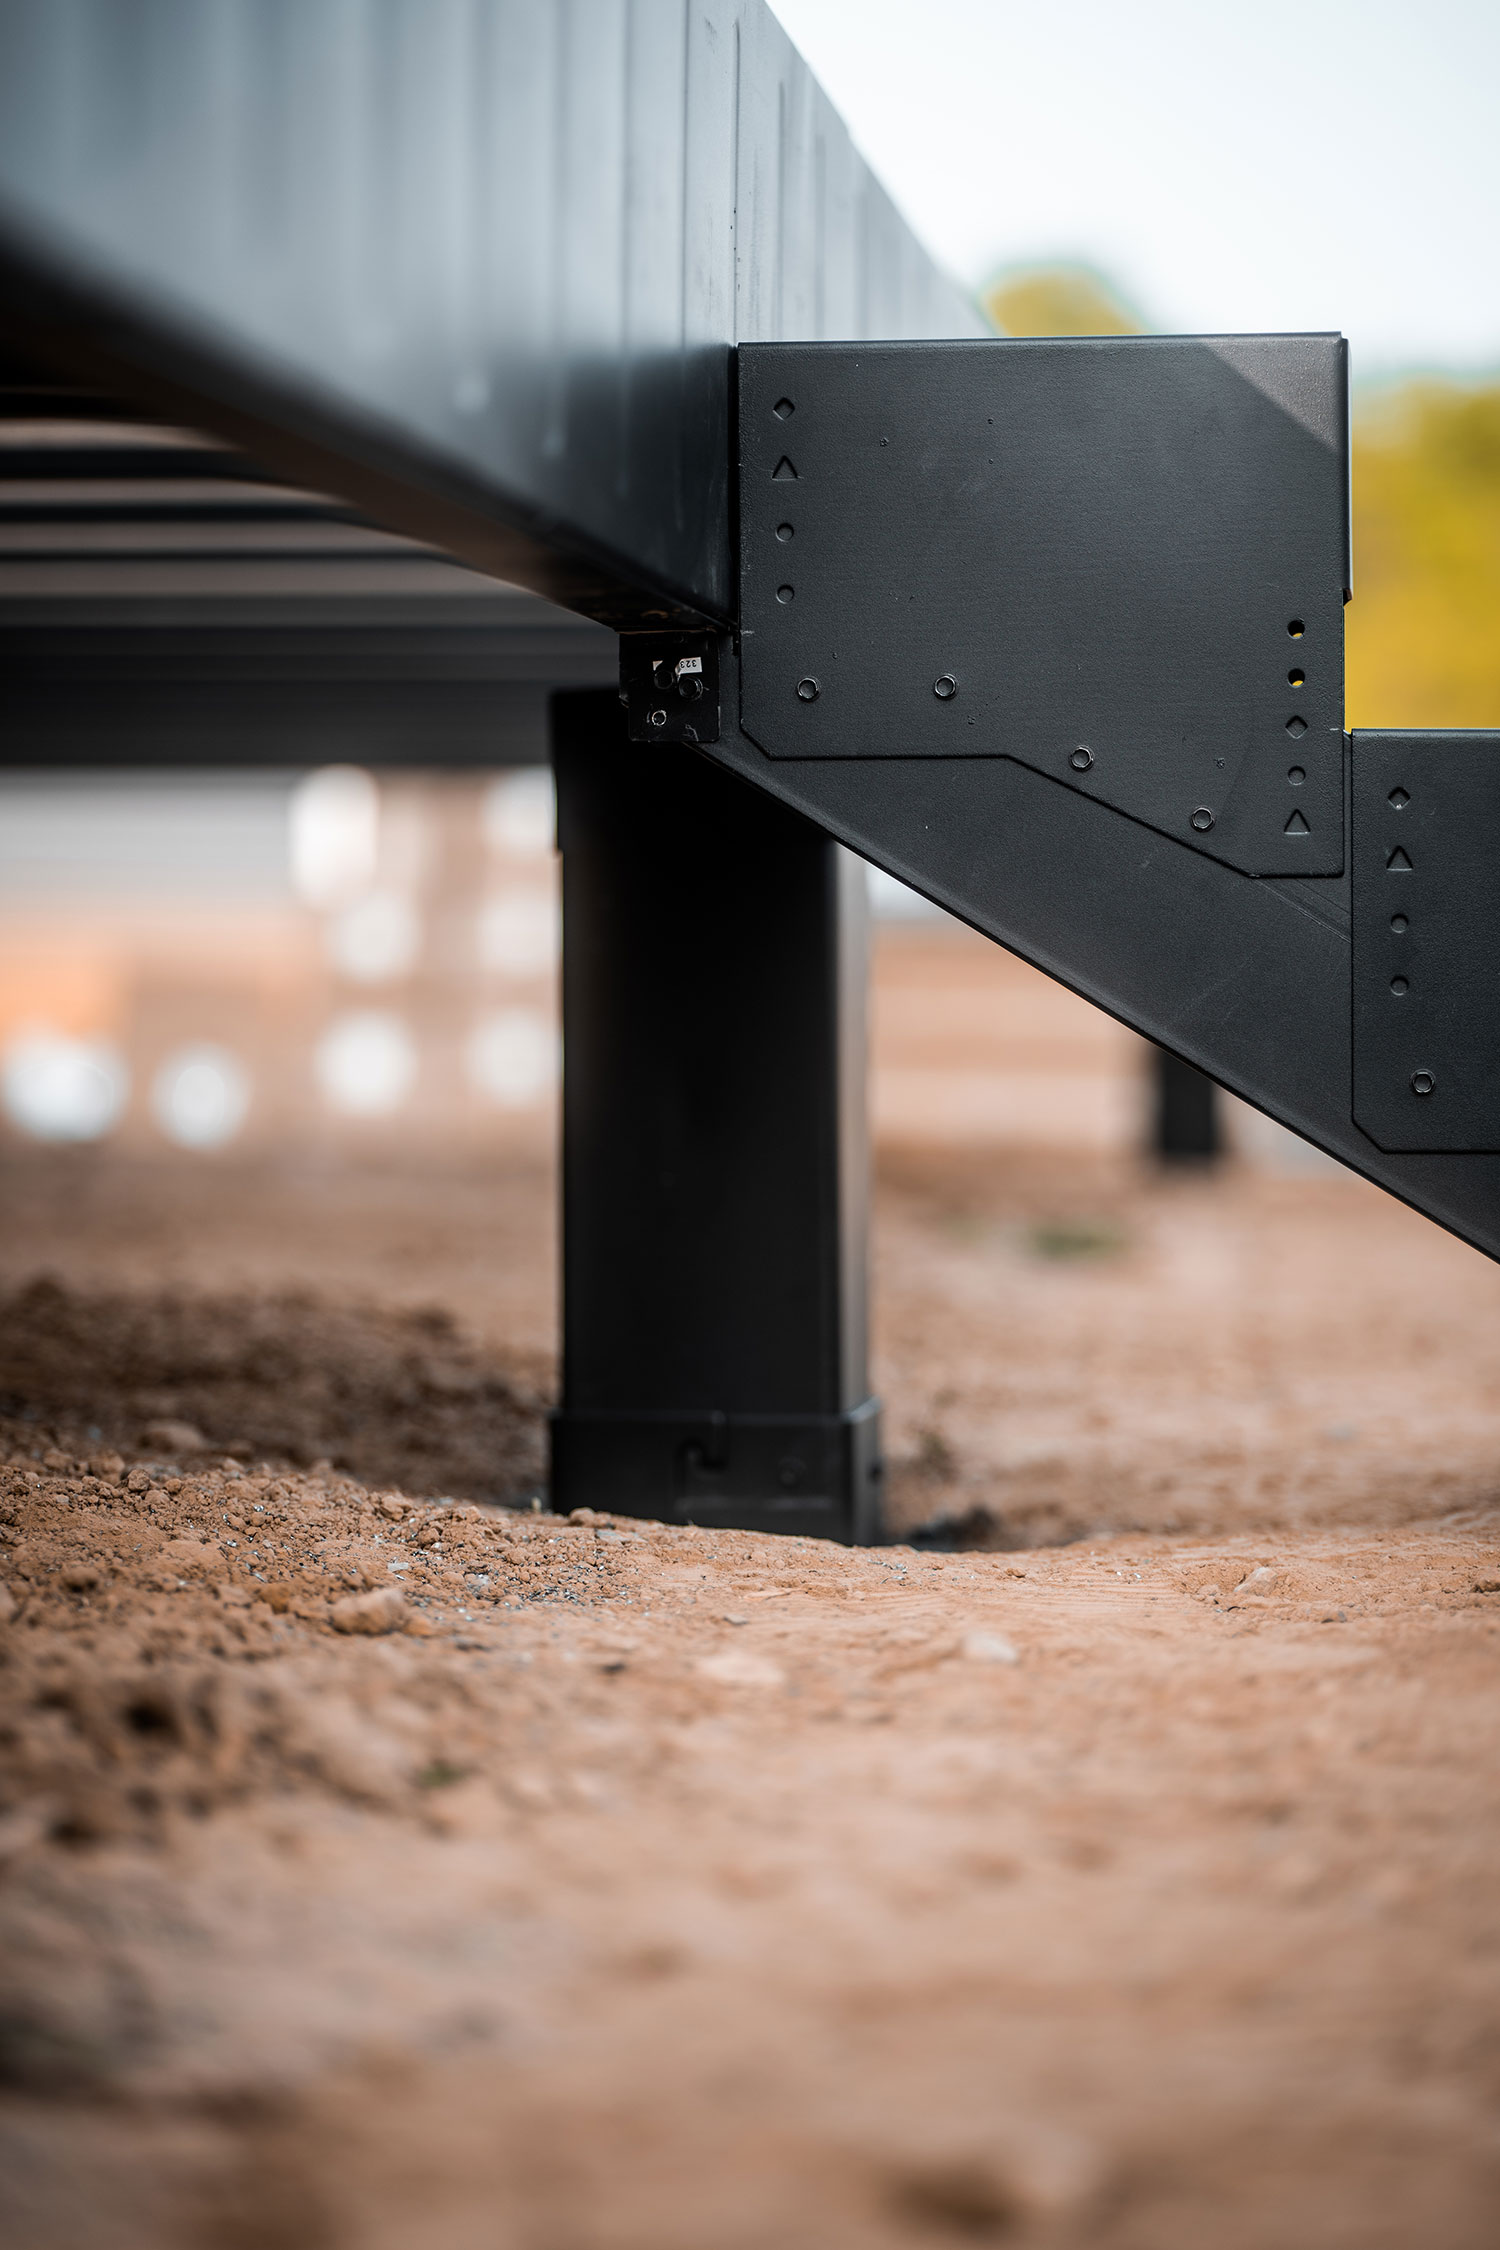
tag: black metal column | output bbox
[1151,1049,1223,1164]
[549,689,882,1541]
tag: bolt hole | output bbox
[1190,807,1214,832]
[1288,668,1305,687]
[1391,914,1408,933]
[773,398,795,420]
[796,677,819,702]
[1286,715,1308,738]
[933,675,957,700]
[776,584,794,604]
[775,522,794,543]
[1391,976,1409,996]
[1288,766,1305,785]
[1070,747,1094,772]
[1411,1070,1435,1096]
[1288,619,1305,638]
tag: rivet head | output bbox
[1190,807,1214,832]
[1070,746,1094,772]
[933,675,957,700]
[648,708,667,728]
[796,677,819,702]
[1411,1070,1435,1096]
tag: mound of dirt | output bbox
[0,1275,548,1504]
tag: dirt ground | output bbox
[2,1142,1500,2249]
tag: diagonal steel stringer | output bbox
[619,333,1500,1241]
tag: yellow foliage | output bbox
[1348,382,1500,727]
[981,264,1142,339]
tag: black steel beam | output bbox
[0,0,980,632]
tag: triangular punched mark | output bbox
[1283,809,1310,835]
[1387,845,1413,871]
[772,456,798,480]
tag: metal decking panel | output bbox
[0,1,983,629]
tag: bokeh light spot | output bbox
[152,1044,251,1150]
[315,1011,417,1116]
[2,1031,128,1143]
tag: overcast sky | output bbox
[769,0,1500,380]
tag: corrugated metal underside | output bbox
[0,1,983,628]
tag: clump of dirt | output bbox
[0,1276,548,1503]
[0,1423,631,1851]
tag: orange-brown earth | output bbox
[1,1144,1499,2248]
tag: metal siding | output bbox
[0,0,983,624]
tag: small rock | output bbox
[1234,1565,1279,1593]
[377,1495,408,1520]
[1194,1583,1223,1603]
[330,1586,408,1636]
[961,1630,1019,1664]
[253,1582,295,1613]
[60,1562,102,1592]
[1474,1578,1500,1596]
[141,1419,208,1455]
[125,1467,152,1496]
[722,1613,750,1626]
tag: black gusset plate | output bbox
[1352,732,1500,1153]
[738,336,1348,878]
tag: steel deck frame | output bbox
[2,0,1495,1537]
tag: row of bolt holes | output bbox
[1386,782,1431,1095]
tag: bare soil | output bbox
[2,1145,1499,2249]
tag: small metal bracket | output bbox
[1352,731,1500,1152]
[738,337,1349,878]
[620,631,722,746]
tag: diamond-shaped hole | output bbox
[1285,716,1308,738]
[773,398,795,420]
[1388,786,1411,810]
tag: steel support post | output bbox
[1152,1050,1223,1165]
[549,688,882,1541]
